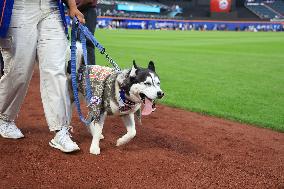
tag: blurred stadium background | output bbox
[95,0,284,31]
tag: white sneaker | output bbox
[0,120,24,139]
[49,126,80,153]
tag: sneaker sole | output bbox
[0,133,24,139]
[49,139,80,153]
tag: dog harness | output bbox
[77,65,141,123]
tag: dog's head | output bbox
[120,60,164,115]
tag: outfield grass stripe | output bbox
[94,29,284,131]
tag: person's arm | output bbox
[76,0,93,10]
[66,0,86,23]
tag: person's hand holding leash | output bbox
[67,0,86,23]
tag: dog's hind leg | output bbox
[89,112,107,155]
[116,113,136,146]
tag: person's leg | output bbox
[0,0,39,139]
[37,0,79,152]
[83,7,97,65]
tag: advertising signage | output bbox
[210,0,232,13]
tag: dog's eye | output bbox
[145,82,151,86]
[157,82,160,86]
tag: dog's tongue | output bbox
[142,98,154,116]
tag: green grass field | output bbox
[94,29,284,132]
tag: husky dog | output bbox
[68,45,164,155]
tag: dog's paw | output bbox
[100,134,104,140]
[90,146,101,155]
[116,138,126,147]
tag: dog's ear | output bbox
[148,61,155,72]
[130,60,138,77]
[133,60,138,69]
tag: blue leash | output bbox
[70,17,121,125]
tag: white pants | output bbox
[0,0,71,131]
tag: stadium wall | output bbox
[97,16,284,31]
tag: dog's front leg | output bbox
[116,113,136,146]
[89,113,107,155]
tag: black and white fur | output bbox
[67,44,164,155]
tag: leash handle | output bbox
[70,17,121,126]
[80,32,93,103]
[70,19,93,125]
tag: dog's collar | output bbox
[118,90,136,112]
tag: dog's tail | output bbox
[66,42,84,74]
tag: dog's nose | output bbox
[157,91,164,99]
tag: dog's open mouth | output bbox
[140,93,156,116]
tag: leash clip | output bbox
[73,17,80,26]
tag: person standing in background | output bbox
[76,0,98,65]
